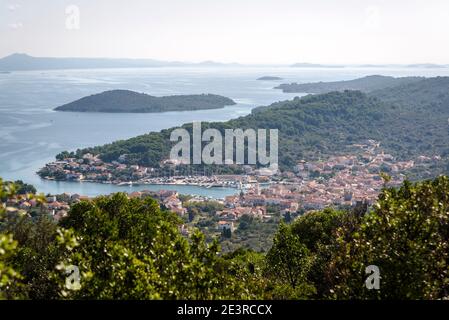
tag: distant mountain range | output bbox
[54,90,236,113]
[0,53,241,71]
[1,53,448,71]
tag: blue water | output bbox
[1,66,449,197]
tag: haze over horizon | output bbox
[1,52,448,67]
[1,0,449,65]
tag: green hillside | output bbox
[55,77,449,177]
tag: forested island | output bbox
[54,90,236,113]
[275,75,424,93]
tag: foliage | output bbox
[265,222,315,299]
[220,214,280,253]
[185,201,224,215]
[57,193,259,299]
[12,180,36,195]
[2,214,61,299]
[0,179,23,299]
[2,176,449,300]
[330,177,449,299]
[265,177,449,299]
[220,248,270,299]
[0,234,22,299]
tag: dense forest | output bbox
[57,91,388,169]
[54,90,236,113]
[55,77,449,179]
[2,175,449,299]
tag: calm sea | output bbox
[1,66,449,198]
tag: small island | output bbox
[256,76,283,81]
[54,90,237,113]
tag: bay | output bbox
[1,66,449,198]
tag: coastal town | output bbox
[18,140,440,240]
[38,152,246,188]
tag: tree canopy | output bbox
[2,176,449,299]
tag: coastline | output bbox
[39,176,243,189]
[35,176,241,199]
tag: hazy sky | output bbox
[1,0,449,64]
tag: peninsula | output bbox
[275,75,423,93]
